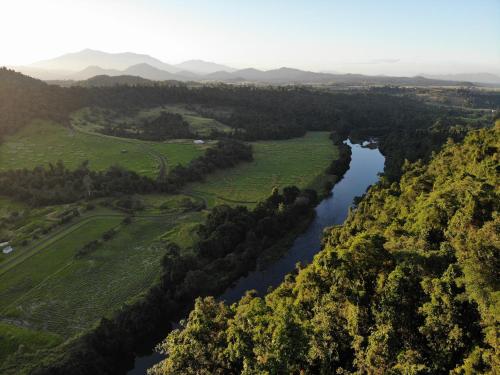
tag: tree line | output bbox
[0,139,252,206]
[100,111,195,140]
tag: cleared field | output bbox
[185,132,337,207]
[0,217,123,308]
[0,209,203,339]
[0,120,205,177]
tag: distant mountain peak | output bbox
[30,49,179,73]
[174,59,236,74]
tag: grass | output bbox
[130,105,232,137]
[1,214,198,337]
[0,322,62,364]
[0,207,203,374]
[0,129,337,369]
[185,132,338,207]
[0,196,203,344]
[0,120,205,178]
[184,114,232,137]
[0,217,123,309]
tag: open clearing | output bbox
[0,120,206,177]
[0,194,204,368]
[185,132,337,206]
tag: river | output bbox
[128,139,385,374]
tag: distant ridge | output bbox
[421,72,500,85]
[174,59,236,74]
[71,65,122,80]
[30,49,180,72]
[10,48,498,87]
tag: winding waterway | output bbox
[128,139,385,374]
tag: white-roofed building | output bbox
[2,246,13,254]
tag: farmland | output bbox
[0,122,337,372]
[0,194,204,369]
[0,120,206,178]
[186,132,338,207]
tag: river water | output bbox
[128,139,385,374]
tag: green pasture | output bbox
[185,132,337,206]
[0,120,204,177]
[0,208,202,342]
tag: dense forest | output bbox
[100,111,195,140]
[0,68,80,141]
[150,125,499,374]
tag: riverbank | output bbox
[130,140,384,374]
[29,187,320,375]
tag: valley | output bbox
[0,65,498,375]
[2,2,499,374]
[0,86,342,373]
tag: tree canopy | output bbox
[152,124,499,374]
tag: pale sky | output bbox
[1,0,499,75]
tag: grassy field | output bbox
[0,192,204,368]
[0,129,337,370]
[158,105,232,136]
[0,120,205,177]
[0,200,205,373]
[185,132,338,207]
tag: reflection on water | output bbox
[219,139,385,303]
[128,139,385,374]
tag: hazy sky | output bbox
[2,0,499,75]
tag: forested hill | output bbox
[0,68,80,140]
[151,124,499,374]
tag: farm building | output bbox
[2,246,14,254]
[193,139,205,144]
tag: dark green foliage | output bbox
[167,139,253,187]
[0,68,82,142]
[151,126,499,374]
[101,111,195,140]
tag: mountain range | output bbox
[9,49,500,86]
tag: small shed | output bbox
[2,246,13,254]
[193,139,205,144]
[0,241,9,248]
